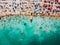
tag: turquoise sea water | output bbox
[0,16,60,45]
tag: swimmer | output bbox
[30,13,33,22]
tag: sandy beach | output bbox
[0,13,60,19]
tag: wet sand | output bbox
[0,13,60,18]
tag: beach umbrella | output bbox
[27,0,30,2]
[47,5,52,11]
[51,1,54,4]
[55,0,58,2]
[16,0,20,3]
[33,0,39,2]
[43,3,47,7]
[56,4,60,8]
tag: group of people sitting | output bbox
[0,0,60,17]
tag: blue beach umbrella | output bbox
[33,0,39,2]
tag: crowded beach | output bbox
[0,0,60,18]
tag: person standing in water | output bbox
[30,13,33,22]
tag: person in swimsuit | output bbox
[30,13,33,22]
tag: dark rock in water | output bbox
[24,23,26,25]
[2,24,3,25]
[39,27,42,29]
[57,26,60,28]
[45,25,48,27]
[41,23,43,25]
[0,18,1,20]
[4,20,6,22]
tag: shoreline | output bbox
[0,13,60,19]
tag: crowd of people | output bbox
[0,0,60,16]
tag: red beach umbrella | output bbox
[43,3,47,7]
[55,0,58,2]
[27,0,30,2]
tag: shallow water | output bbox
[0,16,60,45]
